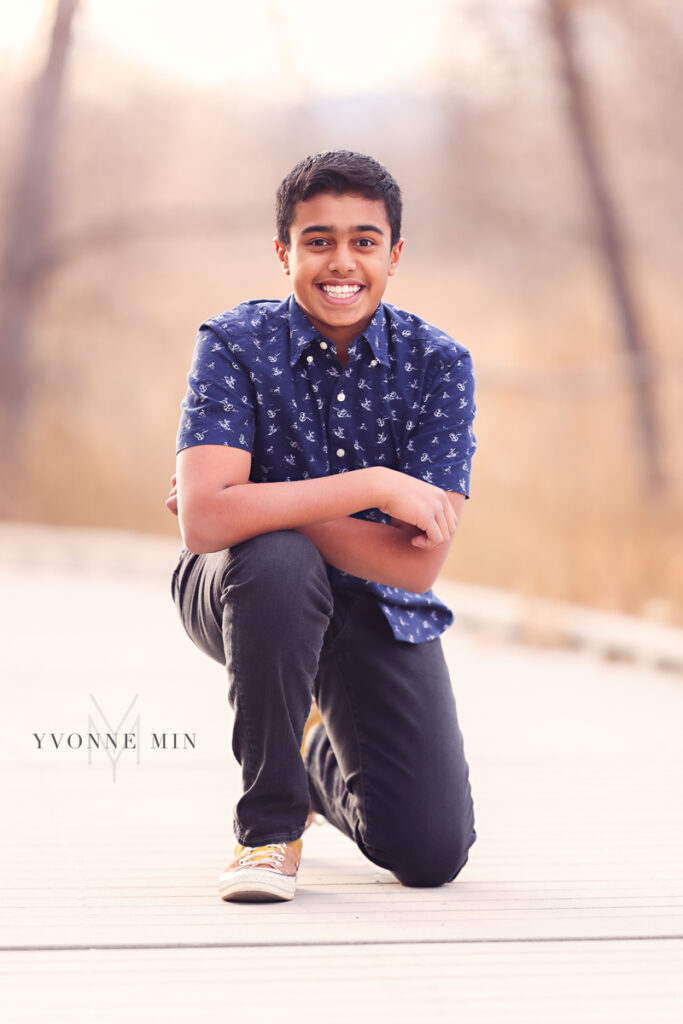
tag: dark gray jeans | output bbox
[171,530,475,887]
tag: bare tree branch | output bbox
[32,204,265,278]
[545,0,664,490]
[0,0,79,453]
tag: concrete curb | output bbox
[438,580,683,674]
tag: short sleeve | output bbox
[398,351,476,496]
[176,326,256,455]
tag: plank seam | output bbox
[1,935,682,952]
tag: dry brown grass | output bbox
[3,229,680,625]
[1,63,681,624]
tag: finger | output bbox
[423,516,444,547]
[434,507,452,544]
[435,492,454,534]
[444,500,457,535]
[411,532,431,549]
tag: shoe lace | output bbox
[238,843,287,868]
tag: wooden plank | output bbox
[1,527,682,1021]
[1,942,682,1023]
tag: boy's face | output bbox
[275,192,403,349]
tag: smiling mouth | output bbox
[318,283,364,300]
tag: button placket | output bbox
[330,365,352,463]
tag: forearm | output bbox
[179,466,387,553]
[177,444,458,555]
[297,517,452,594]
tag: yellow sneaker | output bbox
[218,840,302,903]
[301,698,323,761]
[301,699,324,832]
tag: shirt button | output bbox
[337,392,346,402]
[306,355,314,364]
[370,359,378,366]
[336,448,345,457]
[320,341,328,350]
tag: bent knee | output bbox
[394,833,474,887]
[394,846,472,888]
[220,531,329,607]
[227,530,322,578]
[366,821,475,888]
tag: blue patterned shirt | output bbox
[176,295,476,644]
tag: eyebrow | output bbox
[300,224,385,236]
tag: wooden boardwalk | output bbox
[1,526,682,1022]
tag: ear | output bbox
[387,238,404,277]
[274,237,290,275]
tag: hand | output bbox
[378,471,457,550]
[165,474,178,516]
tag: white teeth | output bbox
[321,284,361,298]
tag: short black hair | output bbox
[276,150,402,247]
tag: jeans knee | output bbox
[396,841,473,888]
[221,531,329,610]
[365,818,475,888]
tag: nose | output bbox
[327,243,356,274]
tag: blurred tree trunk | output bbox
[0,0,79,466]
[546,0,664,491]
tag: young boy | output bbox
[167,150,477,902]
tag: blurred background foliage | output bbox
[0,0,681,621]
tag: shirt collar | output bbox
[287,295,390,368]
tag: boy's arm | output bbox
[295,495,465,594]
[172,444,459,590]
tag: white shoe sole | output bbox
[218,866,296,903]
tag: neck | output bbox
[335,343,349,368]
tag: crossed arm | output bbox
[166,444,465,594]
